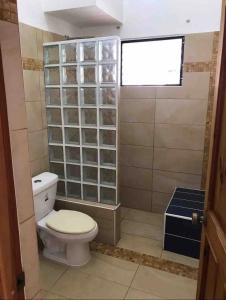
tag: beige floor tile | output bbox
[34,290,66,299]
[125,288,161,299]
[131,265,197,299]
[124,209,163,227]
[121,206,130,220]
[117,233,162,257]
[39,256,68,290]
[79,252,138,286]
[121,220,162,241]
[51,268,128,299]
[161,251,199,268]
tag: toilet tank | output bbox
[32,172,58,221]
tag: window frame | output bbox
[120,36,185,87]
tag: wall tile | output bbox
[153,148,203,175]
[25,102,43,132]
[23,70,41,101]
[152,192,172,213]
[153,170,202,194]
[36,28,44,61]
[155,99,208,125]
[120,123,154,146]
[120,99,155,123]
[120,187,152,211]
[156,72,210,99]
[19,217,40,299]
[120,145,153,169]
[10,129,34,223]
[19,23,38,58]
[28,130,44,161]
[120,166,152,190]
[30,155,49,177]
[154,124,205,150]
[120,86,156,99]
[184,33,214,63]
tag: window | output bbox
[121,37,184,86]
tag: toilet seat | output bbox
[45,210,96,234]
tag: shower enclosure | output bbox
[43,36,120,206]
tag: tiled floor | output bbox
[37,252,197,299]
[119,207,199,268]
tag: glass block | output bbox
[80,42,96,62]
[100,130,116,148]
[100,87,116,106]
[65,128,80,145]
[80,65,97,84]
[49,145,63,162]
[99,40,117,61]
[66,146,80,163]
[100,187,116,205]
[80,87,97,106]
[66,164,81,181]
[64,108,79,125]
[44,45,59,64]
[81,108,97,127]
[62,66,77,84]
[83,148,98,165]
[83,185,98,202]
[62,88,78,106]
[100,169,116,186]
[45,67,60,85]
[100,109,116,127]
[82,129,97,146]
[83,166,98,184]
[100,149,116,167]
[46,88,60,106]
[47,108,62,125]
[62,43,77,63]
[48,127,63,144]
[50,162,64,179]
[57,181,66,196]
[67,182,81,199]
[99,64,116,83]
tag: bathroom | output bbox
[0,0,225,299]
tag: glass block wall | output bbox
[44,37,120,205]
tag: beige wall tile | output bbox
[154,148,203,175]
[26,101,43,132]
[120,99,155,123]
[120,145,153,169]
[30,155,49,177]
[36,28,44,60]
[154,124,205,150]
[184,32,214,63]
[19,23,38,58]
[10,129,34,223]
[152,192,172,213]
[120,86,156,99]
[120,123,154,146]
[28,130,45,161]
[23,70,41,101]
[120,187,152,211]
[19,217,40,299]
[156,72,210,99]
[120,166,152,190]
[155,99,208,125]
[153,170,202,194]
[43,129,49,156]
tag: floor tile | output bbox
[34,290,66,299]
[125,288,161,299]
[121,207,130,220]
[39,256,68,290]
[117,233,162,257]
[79,252,138,286]
[161,250,199,268]
[131,265,197,299]
[51,268,128,299]
[124,208,163,227]
[121,220,162,241]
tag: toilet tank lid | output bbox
[32,172,58,196]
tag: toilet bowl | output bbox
[32,172,98,266]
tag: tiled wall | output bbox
[119,32,217,213]
[19,23,64,176]
[0,2,40,299]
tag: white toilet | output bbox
[32,172,98,267]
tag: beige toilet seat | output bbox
[46,210,96,234]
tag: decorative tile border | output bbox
[22,58,43,71]
[183,62,212,72]
[91,241,198,280]
[0,0,17,24]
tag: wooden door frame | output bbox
[0,47,24,299]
